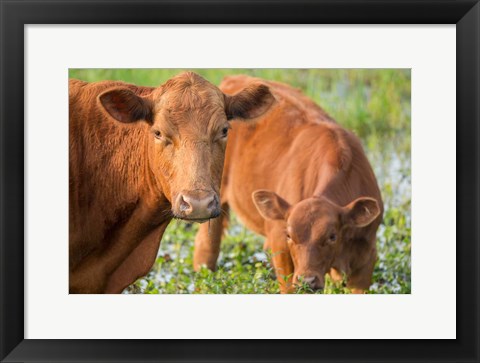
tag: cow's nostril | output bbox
[303,276,317,287]
[179,196,192,212]
[207,197,217,211]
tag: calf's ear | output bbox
[98,88,153,124]
[252,190,290,221]
[343,197,381,228]
[225,83,275,120]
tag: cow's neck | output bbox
[91,122,168,224]
[311,166,350,207]
[312,163,340,202]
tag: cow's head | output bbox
[252,191,380,290]
[98,72,275,222]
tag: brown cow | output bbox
[69,72,275,293]
[194,75,383,294]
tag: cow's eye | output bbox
[328,233,337,243]
[221,126,229,138]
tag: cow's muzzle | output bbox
[294,274,325,291]
[173,190,220,222]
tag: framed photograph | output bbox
[1,1,478,362]
[67,67,410,296]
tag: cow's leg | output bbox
[69,205,165,294]
[346,252,376,295]
[329,267,343,283]
[104,222,169,293]
[193,203,229,271]
[265,225,294,294]
[70,256,110,294]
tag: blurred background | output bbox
[69,69,411,294]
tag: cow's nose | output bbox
[175,191,220,221]
[303,276,323,290]
[303,276,316,287]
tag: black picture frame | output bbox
[1,1,479,362]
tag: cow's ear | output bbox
[98,88,153,124]
[225,83,275,120]
[252,190,290,221]
[343,197,380,228]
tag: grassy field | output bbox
[69,68,411,294]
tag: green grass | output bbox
[69,68,411,294]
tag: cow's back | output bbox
[220,75,381,236]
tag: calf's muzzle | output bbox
[294,273,324,291]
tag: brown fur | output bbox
[69,72,275,293]
[194,75,383,293]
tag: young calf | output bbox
[193,75,383,293]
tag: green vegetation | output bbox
[69,68,411,294]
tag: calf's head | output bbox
[252,190,380,290]
[98,72,275,221]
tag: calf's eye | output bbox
[329,233,337,243]
[285,233,292,243]
[153,130,162,139]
